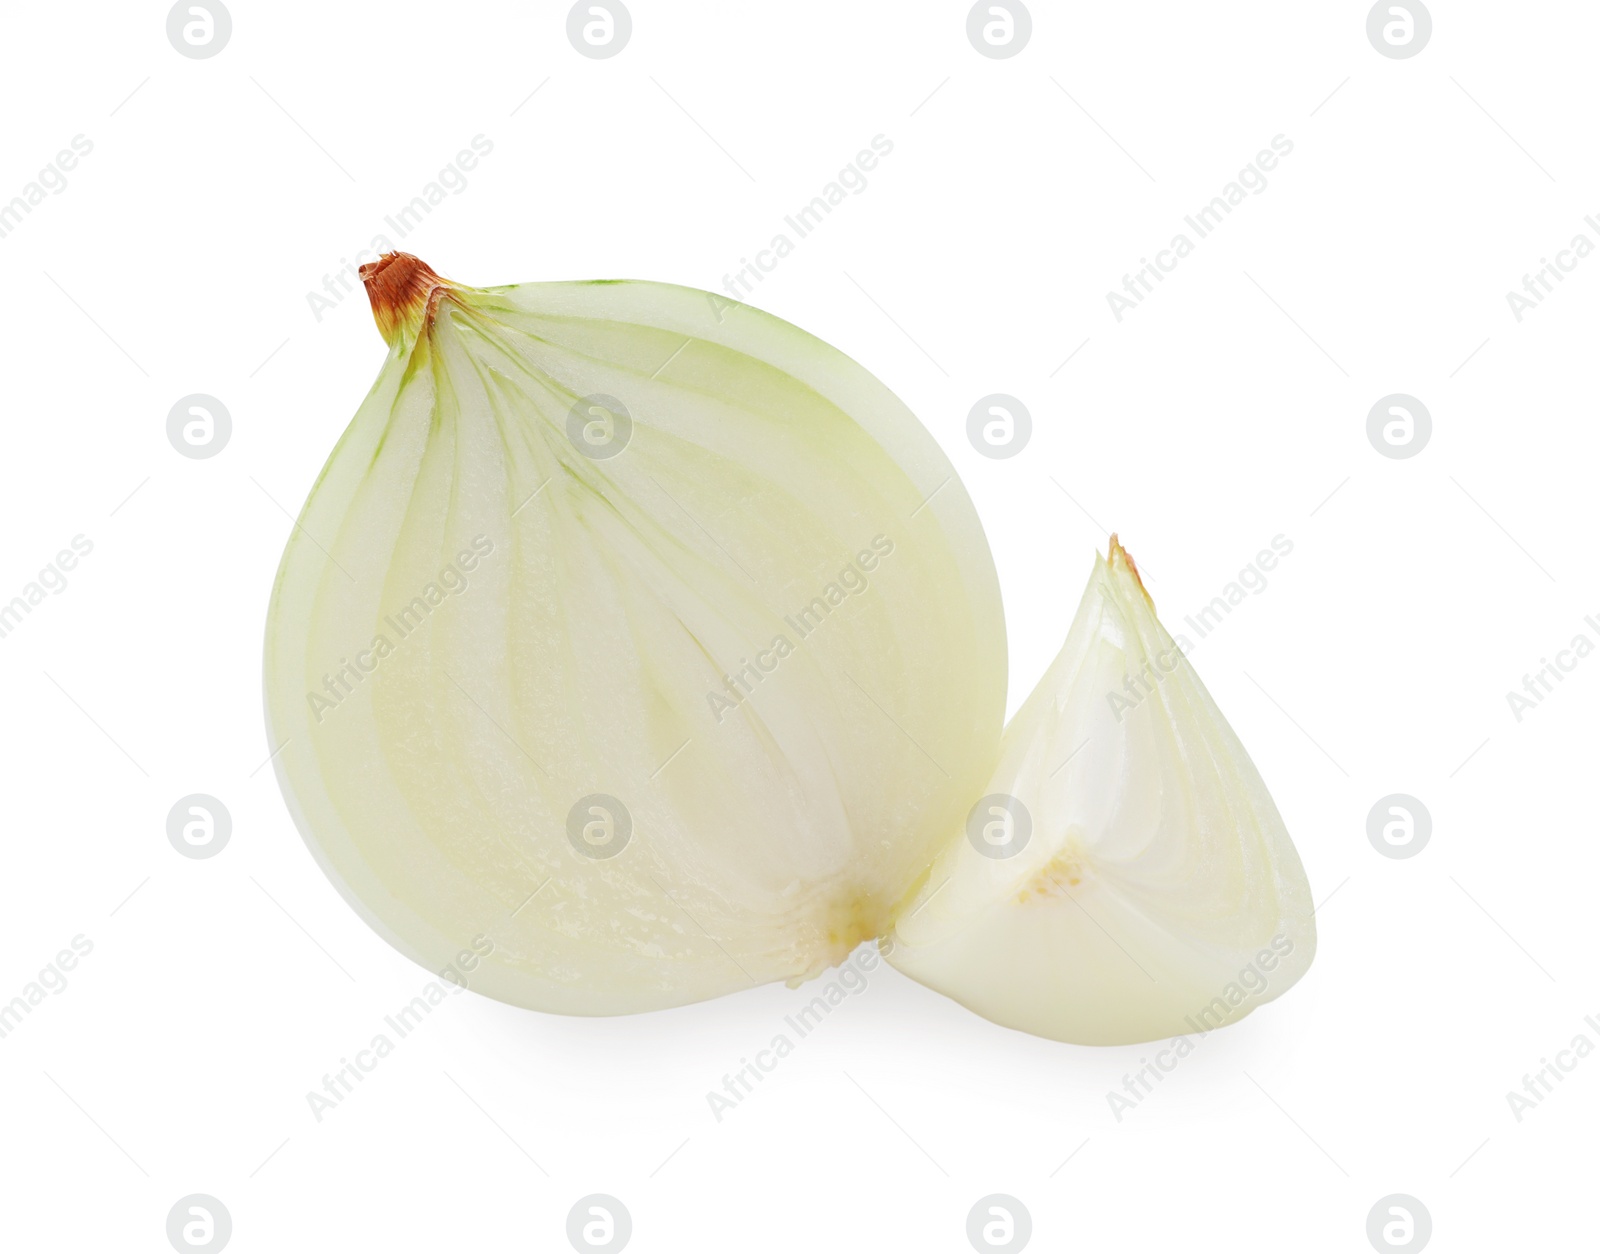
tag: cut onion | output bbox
[887,539,1315,1045]
[264,253,1317,1041]
[263,255,1006,1014]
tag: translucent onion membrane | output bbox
[264,254,1005,1014]
[888,540,1315,1044]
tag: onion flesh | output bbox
[887,539,1315,1045]
[263,255,1006,1014]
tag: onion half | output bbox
[264,255,1006,1013]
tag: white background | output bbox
[1,1,1594,1250]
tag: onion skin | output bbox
[358,253,453,345]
